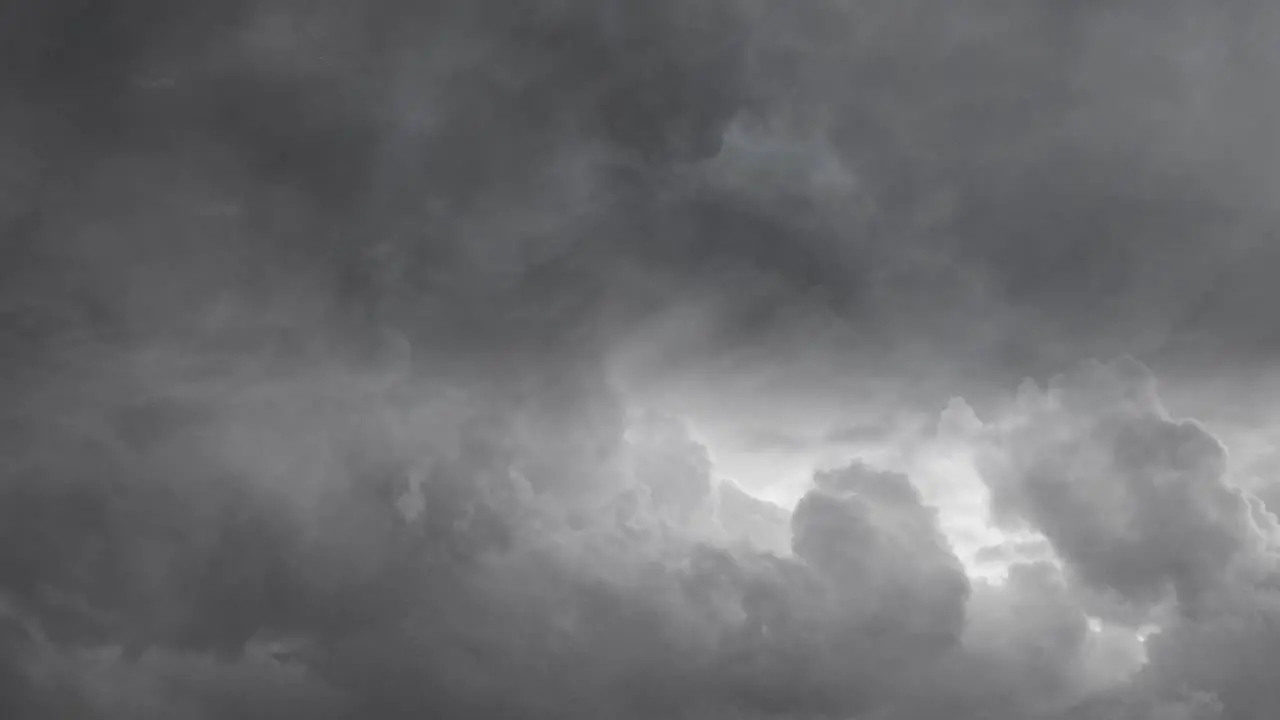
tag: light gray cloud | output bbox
[738,427,814,453]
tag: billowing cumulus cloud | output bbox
[5,1,1280,719]
[975,358,1263,619]
[950,359,1280,720]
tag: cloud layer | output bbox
[4,1,1280,719]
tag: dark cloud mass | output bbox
[976,358,1260,619]
[3,1,1280,718]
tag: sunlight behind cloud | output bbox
[693,398,1023,583]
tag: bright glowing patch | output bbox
[910,448,1011,581]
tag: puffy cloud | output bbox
[943,562,1147,717]
[794,463,970,641]
[0,344,981,720]
[951,358,1280,720]
[975,358,1263,619]
[8,345,1280,720]
[626,411,715,524]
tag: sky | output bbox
[3,1,1280,718]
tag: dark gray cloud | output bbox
[975,358,1262,620]
[961,359,1280,720]
[5,1,1280,719]
[9,0,1280,404]
[610,0,1280,414]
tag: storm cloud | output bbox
[4,1,1280,719]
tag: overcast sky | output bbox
[3,1,1280,718]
